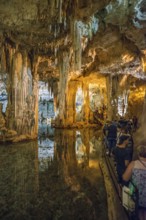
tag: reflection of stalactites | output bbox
[34,141,39,192]
[78,129,90,167]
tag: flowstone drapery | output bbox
[0,46,39,142]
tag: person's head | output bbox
[118,134,130,145]
[137,145,146,158]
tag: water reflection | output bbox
[0,128,108,220]
[0,142,39,220]
[38,125,54,171]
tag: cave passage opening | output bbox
[38,81,55,136]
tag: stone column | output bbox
[106,75,118,120]
[56,51,70,126]
[65,81,77,126]
[106,75,112,120]
[6,50,39,138]
[111,75,119,119]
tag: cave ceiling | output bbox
[0,0,146,83]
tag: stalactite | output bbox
[48,79,54,97]
[58,0,62,23]
[50,1,55,17]
[106,75,113,120]
[70,16,99,77]
[117,75,130,117]
[71,20,81,75]
[54,47,57,57]
[49,24,52,33]
[64,17,67,29]
[52,81,59,117]
[56,0,59,9]
[54,25,57,38]
[55,58,58,65]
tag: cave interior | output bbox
[0,0,146,142]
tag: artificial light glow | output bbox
[89,160,100,169]
[141,50,146,55]
[141,57,146,72]
[119,75,128,87]
[88,49,96,61]
[122,54,134,63]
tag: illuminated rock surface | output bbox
[0,0,146,135]
[0,1,146,219]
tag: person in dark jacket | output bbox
[113,134,131,195]
[117,126,134,162]
[102,121,110,148]
[106,121,117,156]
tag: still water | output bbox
[0,126,108,220]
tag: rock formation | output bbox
[0,0,146,141]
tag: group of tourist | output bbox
[103,116,146,220]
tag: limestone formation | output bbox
[0,0,146,141]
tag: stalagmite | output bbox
[65,81,77,125]
[57,50,70,126]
